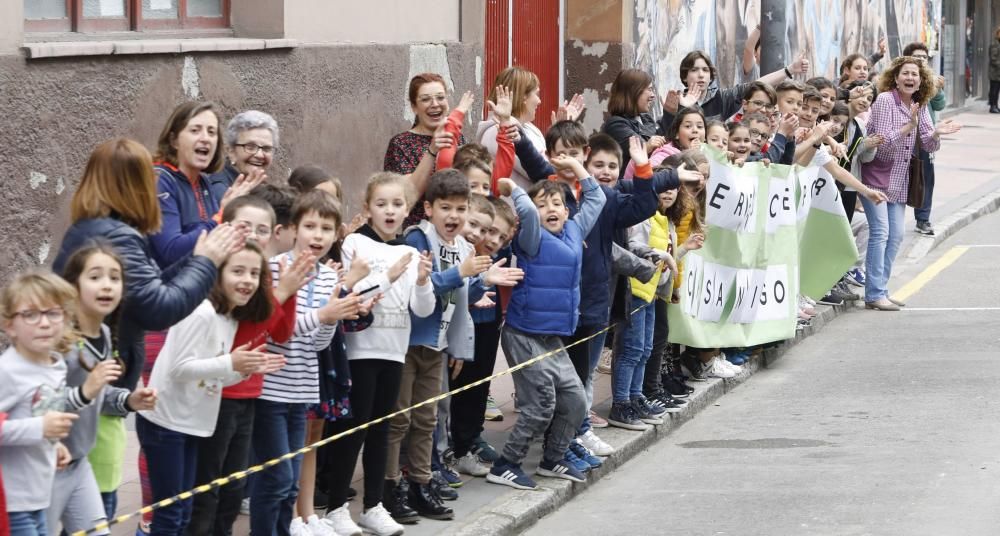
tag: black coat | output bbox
[53,217,217,390]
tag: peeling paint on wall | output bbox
[403,44,455,123]
[55,177,65,195]
[181,56,201,100]
[475,55,483,87]
[37,240,50,264]
[29,171,47,189]
[580,88,605,135]
[573,39,610,57]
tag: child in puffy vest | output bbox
[486,159,606,491]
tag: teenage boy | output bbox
[731,81,777,123]
[450,197,516,476]
[390,170,522,520]
[487,159,607,490]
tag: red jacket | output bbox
[222,293,297,399]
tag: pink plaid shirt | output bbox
[861,89,940,203]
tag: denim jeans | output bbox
[135,415,198,536]
[100,492,117,519]
[913,149,936,223]
[861,198,906,302]
[9,510,48,536]
[612,301,655,402]
[250,400,307,536]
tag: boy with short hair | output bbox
[487,160,607,490]
[732,81,777,123]
[392,169,521,519]
[449,196,515,476]
[249,183,297,257]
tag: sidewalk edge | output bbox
[443,302,862,536]
[903,186,1000,264]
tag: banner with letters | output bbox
[667,147,858,348]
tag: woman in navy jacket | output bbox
[52,137,241,392]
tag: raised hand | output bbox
[345,213,366,236]
[935,119,962,136]
[82,360,122,400]
[455,90,475,115]
[429,124,455,156]
[194,224,245,267]
[483,258,525,287]
[416,251,433,285]
[317,285,363,323]
[645,135,666,155]
[628,136,649,167]
[496,177,517,198]
[788,50,810,75]
[551,93,585,123]
[864,134,885,149]
[473,292,496,309]
[684,233,705,251]
[878,36,888,56]
[909,103,921,126]
[387,252,414,283]
[679,86,703,108]
[488,85,513,124]
[779,112,799,137]
[343,256,372,289]
[43,412,78,440]
[275,251,317,303]
[662,89,681,114]
[459,254,493,278]
[677,164,704,183]
[221,167,267,210]
[231,342,267,375]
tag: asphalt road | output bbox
[526,210,1000,536]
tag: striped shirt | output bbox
[261,254,339,404]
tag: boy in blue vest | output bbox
[486,157,607,490]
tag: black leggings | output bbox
[322,359,403,510]
[989,80,1000,107]
[643,299,669,396]
[450,319,501,457]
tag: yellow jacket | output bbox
[630,212,672,303]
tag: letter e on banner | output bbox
[765,177,796,234]
[707,160,758,233]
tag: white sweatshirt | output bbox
[340,233,435,363]
[140,300,245,437]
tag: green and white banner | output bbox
[667,147,858,348]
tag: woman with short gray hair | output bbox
[210,110,280,195]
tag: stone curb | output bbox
[442,301,861,536]
[903,186,1000,264]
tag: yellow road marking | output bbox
[893,246,969,302]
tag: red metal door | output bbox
[485,0,561,134]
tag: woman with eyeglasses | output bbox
[384,73,464,228]
[209,110,281,197]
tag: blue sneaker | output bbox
[486,458,537,490]
[471,436,500,463]
[569,440,603,469]
[563,448,592,473]
[537,457,587,483]
[725,351,747,365]
[845,268,865,287]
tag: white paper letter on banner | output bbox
[808,167,845,216]
[680,253,704,316]
[696,261,737,323]
[707,161,758,232]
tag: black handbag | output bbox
[906,131,925,208]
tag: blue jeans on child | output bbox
[135,415,198,536]
[250,399,307,536]
[861,198,906,302]
[100,492,117,519]
[8,510,48,536]
[612,301,655,402]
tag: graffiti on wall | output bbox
[634,0,941,97]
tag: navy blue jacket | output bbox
[53,217,217,391]
[149,164,221,269]
[513,135,680,326]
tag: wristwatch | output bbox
[784,66,792,78]
[813,142,822,149]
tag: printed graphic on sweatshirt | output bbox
[434,241,461,350]
[31,382,68,415]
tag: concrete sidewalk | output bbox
[105,107,1000,536]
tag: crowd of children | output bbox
[0,39,961,536]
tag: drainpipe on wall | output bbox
[759,0,786,76]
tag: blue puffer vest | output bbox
[505,221,583,337]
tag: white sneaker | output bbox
[455,451,490,476]
[706,357,736,379]
[240,497,250,516]
[578,430,614,457]
[324,504,362,536]
[305,515,335,536]
[718,354,742,374]
[358,503,405,536]
[290,517,314,536]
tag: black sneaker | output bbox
[661,374,692,398]
[649,391,684,411]
[818,293,844,306]
[835,281,861,301]
[537,457,587,483]
[407,480,454,520]
[915,220,935,235]
[486,457,537,490]
[429,471,458,501]
[680,352,706,382]
[631,397,665,425]
[607,401,650,431]
[382,479,419,524]
[471,436,500,464]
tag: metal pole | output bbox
[759,0,787,75]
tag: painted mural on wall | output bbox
[634,0,941,98]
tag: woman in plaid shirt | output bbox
[860,57,962,311]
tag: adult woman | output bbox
[657,49,809,134]
[475,66,561,189]
[51,138,240,522]
[209,110,280,195]
[989,26,1000,113]
[860,58,961,311]
[384,73,460,227]
[601,68,666,173]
